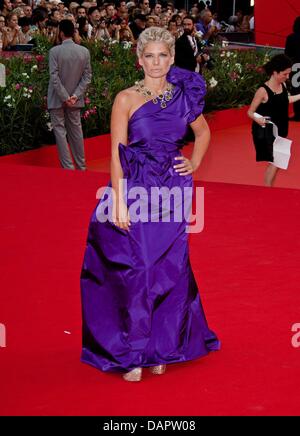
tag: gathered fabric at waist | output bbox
[118,141,183,183]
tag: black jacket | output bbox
[175,34,197,72]
[285,33,300,64]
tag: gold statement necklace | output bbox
[134,80,174,109]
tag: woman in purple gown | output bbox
[80,27,220,382]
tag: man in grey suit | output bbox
[48,19,92,170]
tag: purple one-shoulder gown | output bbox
[80,67,220,373]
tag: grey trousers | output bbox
[50,107,86,170]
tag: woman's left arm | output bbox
[289,94,300,103]
[173,114,210,176]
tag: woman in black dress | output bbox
[248,54,300,187]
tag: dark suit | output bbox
[175,33,197,72]
[48,39,92,169]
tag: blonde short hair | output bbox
[136,26,175,58]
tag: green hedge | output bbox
[0,36,269,156]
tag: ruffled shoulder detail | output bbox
[167,66,206,123]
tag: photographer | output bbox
[196,8,218,43]
[45,18,59,44]
[77,15,88,39]
[107,16,122,42]
[18,16,35,43]
[119,18,134,44]
[93,16,110,41]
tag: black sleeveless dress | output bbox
[252,84,289,162]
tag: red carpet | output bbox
[1,162,300,415]
[1,117,300,189]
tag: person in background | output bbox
[107,16,121,41]
[119,17,134,43]
[92,16,111,41]
[11,6,25,18]
[175,15,209,73]
[87,6,101,38]
[248,54,300,187]
[106,2,116,20]
[151,2,162,17]
[18,15,35,42]
[1,0,13,18]
[146,14,155,27]
[195,8,217,42]
[77,15,89,39]
[2,12,22,49]
[117,1,128,18]
[211,11,221,31]
[0,14,6,48]
[76,5,87,19]
[22,4,32,19]
[129,12,146,39]
[47,19,92,170]
[139,0,150,15]
[45,19,59,44]
[167,19,178,38]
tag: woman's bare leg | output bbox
[264,164,279,187]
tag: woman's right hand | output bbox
[255,117,268,127]
[113,197,131,231]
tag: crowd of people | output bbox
[0,0,254,50]
[4,0,298,191]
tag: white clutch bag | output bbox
[272,135,292,170]
[253,113,292,170]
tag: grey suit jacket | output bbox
[47,39,92,110]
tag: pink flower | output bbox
[255,66,264,74]
[82,110,90,119]
[229,71,240,81]
[85,97,91,104]
[135,60,142,71]
[23,54,33,63]
[102,49,111,56]
[15,83,21,90]
[35,55,45,63]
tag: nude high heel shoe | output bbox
[122,367,142,382]
[149,364,166,375]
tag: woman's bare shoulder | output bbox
[256,86,268,95]
[116,86,137,102]
[254,86,268,102]
[113,86,140,110]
